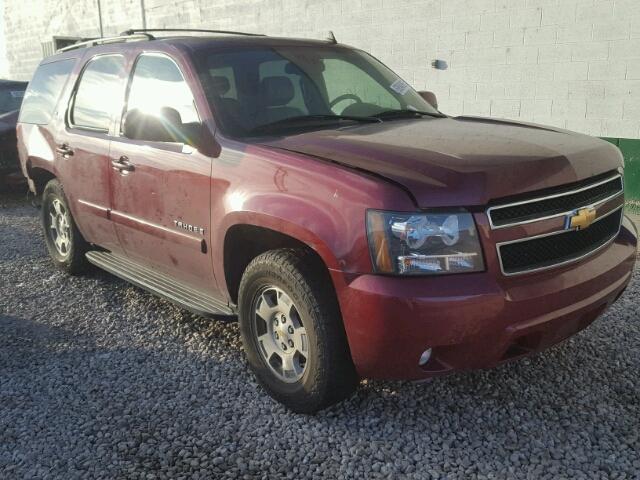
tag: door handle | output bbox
[111,156,135,173]
[56,144,74,157]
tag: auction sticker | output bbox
[390,79,410,95]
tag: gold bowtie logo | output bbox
[568,207,597,230]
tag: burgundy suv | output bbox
[17,30,637,412]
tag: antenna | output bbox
[327,31,337,44]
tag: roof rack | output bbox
[56,28,265,54]
[57,33,154,53]
[120,28,266,37]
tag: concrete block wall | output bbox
[2,0,640,140]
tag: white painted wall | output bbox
[3,0,640,138]
[0,0,9,78]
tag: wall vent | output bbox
[41,37,83,57]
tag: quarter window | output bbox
[19,59,75,125]
[71,55,126,131]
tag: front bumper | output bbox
[332,217,637,380]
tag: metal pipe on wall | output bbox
[97,0,104,37]
[140,0,147,28]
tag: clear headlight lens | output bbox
[367,210,485,275]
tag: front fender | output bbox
[216,207,343,278]
[210,140,416,298]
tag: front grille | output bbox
[498,208,622,275]
[489,174,623,228]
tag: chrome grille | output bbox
[488,174,623,229]
[488,172,624,276]
[498,208,622,275]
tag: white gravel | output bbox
[1,191,639,479]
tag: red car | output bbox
[17,30,637,413]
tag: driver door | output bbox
[108,52,217,292]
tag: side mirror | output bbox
[418,91,438,110]
[122,108,212,154]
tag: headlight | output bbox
[366,210,485,275]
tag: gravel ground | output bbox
[629,213,640,233]
[1,190,639,480]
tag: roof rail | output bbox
[57,33,154,53]
[120,28,266,37]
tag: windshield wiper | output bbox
[248,114,381,134]
[373,109,446,119]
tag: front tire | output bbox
[238,248,358,413]
[41,179,90,274]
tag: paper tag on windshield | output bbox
[10,91,24,98]
[390,79,410,95]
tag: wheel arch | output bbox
[26,161,57,195]
[220,215,341,305]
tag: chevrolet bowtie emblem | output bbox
[567,207,597,230]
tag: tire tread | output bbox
[239,248,358,413]
[42,179,91,275]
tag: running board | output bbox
[86,251,235,317]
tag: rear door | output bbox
[54,54,128,251]
[108,52,217,292]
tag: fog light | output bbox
[418,348,432,366]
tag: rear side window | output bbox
[71,55,126,131]
[19,59,75,125]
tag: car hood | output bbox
[259,116,622,207]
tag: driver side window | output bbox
[123,53,200,143]
[323,59,400,114]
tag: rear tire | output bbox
[238,248,358,413]
[41,179,90,274]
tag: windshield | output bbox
[0,83,27,115]
[195,45,440,137]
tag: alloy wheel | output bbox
[48,199,71,257]
[252,285,309,383]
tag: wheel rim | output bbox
[48,198,71,257]
[252,285,309,383]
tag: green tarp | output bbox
[603,138,640,216]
